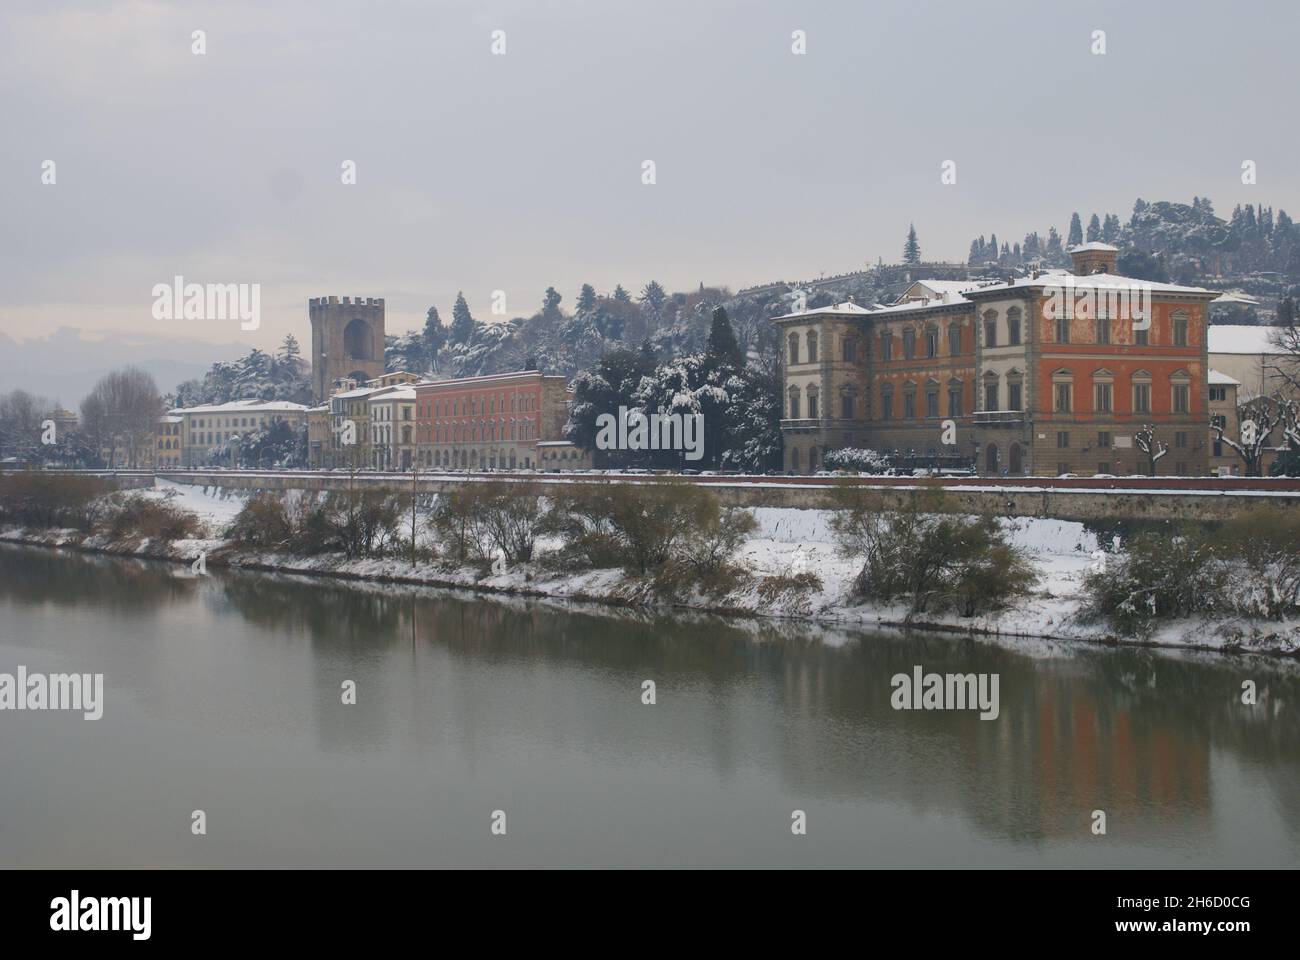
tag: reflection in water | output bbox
[0,542,1297,867]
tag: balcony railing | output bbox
[973,410,1024,425]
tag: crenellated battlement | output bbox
[309,296,385,310]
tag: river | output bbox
[1,542,1296,868]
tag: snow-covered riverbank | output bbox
[3,479,1297,657]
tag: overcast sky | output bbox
[3,0,1298,371]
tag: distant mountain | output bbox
[0,326,249,408]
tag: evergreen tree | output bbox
[968,239,981,264]
[902,223,921,265]
[451,291,476,345]
[577,283,597,311]
[1046,226,1063,256]
[640,281,667,311]
[1068,212,1084,247]
[706,306,743,371]
[613,284,632,303]
[1102,214,1120,243]
[1086,213,1102,242]
[542,286,563,313]
[638,338,657,370]
[278,333,301,365]
[423,306,447,372]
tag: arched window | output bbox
[983,310,998,348]
[880,384,894,420]
[925,325,939,358]
[948,378,963,417]
[788,333,799,365]
[948,322,962,355]
[903,328,916,359]
[842,337,857,363]
[787,386,801,420]
[344,319,372,360]
[806,331,818,363]
[1006,306,1022,346]
[807,386,819,420]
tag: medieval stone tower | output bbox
[309,296,386,402]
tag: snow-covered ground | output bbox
[3,479,1296,656]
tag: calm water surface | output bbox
[1,542,1297,868]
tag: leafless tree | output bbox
[1212,394,1289,477]
[1134,424,1168,477]
[0,390,50,459]
[80,367,162,468]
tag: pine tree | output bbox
[278,333,301,365]
[902,223,921,265]
[613,284,632,303]
[542,286,562,313]
[1046,227,1063,256]
[577,284,597,312]
[1068,212,1084,247]
[1102,214,1120,243]
[706,306,743,371]
[451,291,476,345]
[968,239,981,264]
[1086,213,1102,242]
[640,281,667,310]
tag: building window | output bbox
[1173,310,1189,347]
[926,327,938,358]
[880,331,892,361]
[1056,315,1070,343]
[948,384,962,416]
[1054,382,1072,413]
[948,323,961,355]
[1094,382,1112,413]
[788,390,800,419]
[841,394,854,419]
[1007,381,1022,411]
[1057,431,1070,448]
[1211,414,1226,430]
[1175,431,1188,448]
[1209,386,1226,402]
[1007,308,1021,346]
[788,334,799,365]
[1099,431,1111,448]
[926,388,939,418]
[903,390,916,419]
[881,388,893,420]
[1133,381,1151,413]
[808,392,819,419]
[806,331,818,363]
[1097,316,1110,344]
[1172,382,1190,413]
[984,379,999,412]
[903,329,915,359]
[983,312,997,348]
[1135,326,1149,346]
[842,338,856,363]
